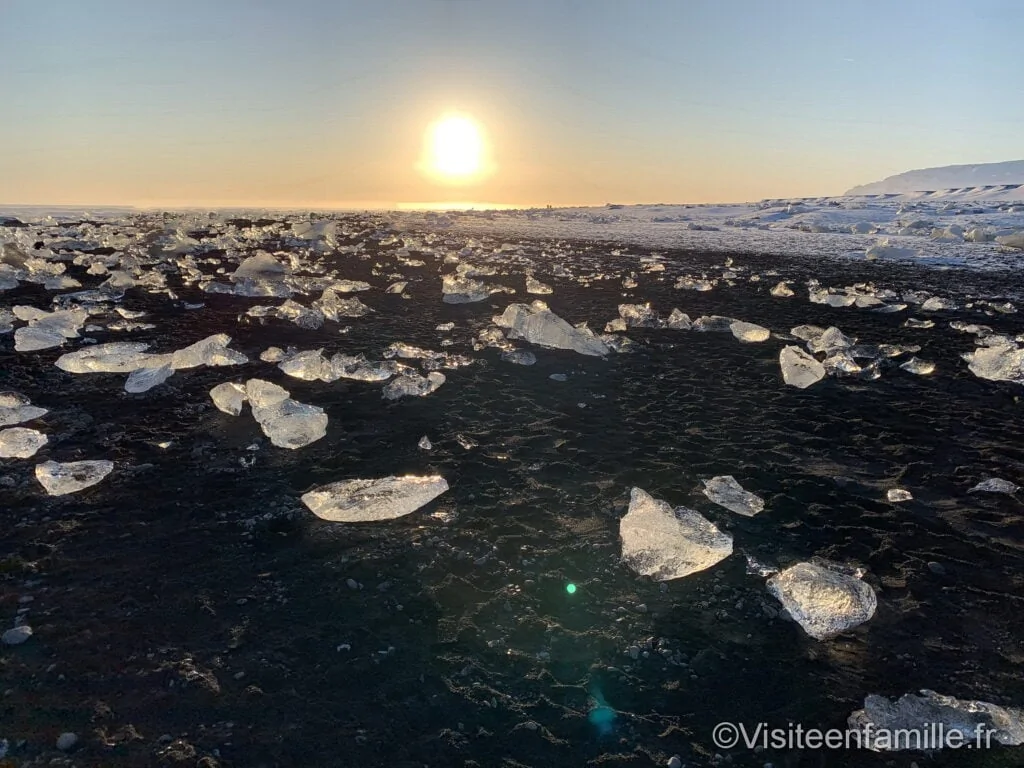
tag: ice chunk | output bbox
[260,346,286,363]
[903,318,934,329]
[780,346,826,389]
[301,475,449,522]
[899,357,935,375]
[170,334,247,369]
[770,281,795,298]
[501,349,537,366]
[330,353,401,382]
[702,475,765,517]
[620,488,733,581]
[996,232,1024,250]
[526,275,553,294]
[442,274,493,303]
[418,435,433,450]
[848,690,1024,750]
[866,241,917,260]
[807,326,855,354]
[0,392,48,427]
[604,317,627,333]
[385,281,408,294]
[692,315,739,332]
[314,290,373,320]
[382,372,446,400]
[14,326,67,352]
[767,562,877,640]
[921,296,957,312]
[495,302,610,357]
[729,321,770,343]
[790,324,826,342]
[251,398,327,449]
[35,459,113,496]
[125,364,174,393]
[210,382,247,415]
[0,307,14,333]
[968,478,1018,495]
[231,252,285,283]
[887,488,913,502]
[966,344,1024,384]
[618,303,662,328]
[56,342,164,373]
[0,427,48,458]
[666,308,692,330]
[823,351,862,375]
[279,349,335,382]
[245,378,290,408]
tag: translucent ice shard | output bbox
[807,327,855,354]
[0,427,48,458]
[245,379,291,408]
[301,475,449,522]
[125,364,174,393]
[767,562,877,640]
[210,382,247,415]
[770,281,795,298]
[35,459,113,496]
[887,488,913,502]
[382,371,446,400]
[279,349,335,382]
[702,475,765,517]
[501,349,537,366]
[966,343,1024,384]
[848,690,1024,750]
[618,303,663,328]
[56,342,165,374]
[170,334,248,369]
[495,302,610,357]
[619,488,733,581]
[780,346,826,388]
[526,275,553,295]
[0,392,48,427]
[666,308,692,330]
[251,397,327,449]
[729,320,770,343]
[899,357,935,375]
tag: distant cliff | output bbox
[846,160,1024,195]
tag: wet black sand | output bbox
[2,222,1024,767]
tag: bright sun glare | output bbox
[425,114,484,180]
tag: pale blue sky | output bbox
[2,0,1021,206]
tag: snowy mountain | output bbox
[846,160,1024,196]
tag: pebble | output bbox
[2,625,32,646]
[56,732,78,751]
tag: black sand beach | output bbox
[2,217,1024,767]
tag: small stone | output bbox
[1,625,32,645]
[55,732,78,751]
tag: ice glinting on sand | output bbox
[495,301,611,357]
[766,561,877,640]
[0,392,48,427]
[619,488,733,581]
[35,460,114,496]
[779,346,826,388]
[702,475,765,516]
[848,690,1024,750]
[0,427,48,458]
[301,475,449,522]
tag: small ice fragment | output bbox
[210,382,247,415]
[729,320,770,343]
[526,275,553,294]
[790,324,826,342]
[125,364,174,393]
[2,625,32,645]
[618,303,662,328]
[0,392,48,427]
[260,346,286,363]
[666,308,692,330]
[251,398,327,449]
[921,296,957,312]
[770,281,795,298]
[968,478,1018,495]
[692,315,738,332]
[848,690,1024,750]
[14,326,66,351]
[766,562,877,640]
[435,322,455,332]
[245,378,291,408]
[549,373,568,382]
[0,427,48,458]
[301,475,449,522]
[35,460,113,496]
[279,349,334,382]
[55,342,161,373]
[418,436,433,450]
[899,357,935,375]
[903,318,934,329]
[887,488,913,502]
[779,346,826,388]
[619,488,733,581]
[807,327,854,354]
[702,475,765,516]
[382,372,446,400]
[385,281,408,294]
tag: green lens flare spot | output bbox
[566,583,577,595]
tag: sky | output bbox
[1,0,1022,209]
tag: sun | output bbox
[422,114,488,182]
